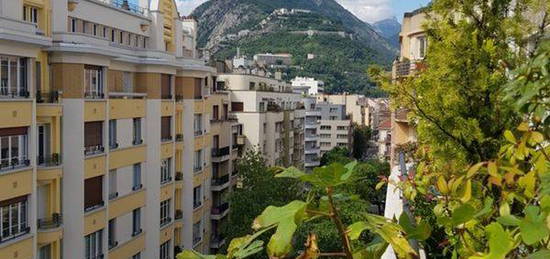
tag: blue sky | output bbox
[175,0,431,23]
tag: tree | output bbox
[320,147,351,165]
[370,0,549,166]
[221,150,304,255]
[347,160,389,215]
[352,125,372,160]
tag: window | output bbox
[102,27,107,38]
[263,123,267,133]
[193,186,202,208]
[108,219,116,249]
[320,134,331,138]
[161,116,172,141]
[231,102,243,112]
[84,122,103,155]
[123,72,134,93]
[119,31,124,44]
[249,82,255,90]
[212,105,219,120]
[330,116,337,120]
[38,244,51,259]
[194,78,203,99]
[160,158,171,184]
[160,199,171,226]
[192,221,202,245]
[84,65,104,98]
[0,56,28,98]
[337,142,347,147]
[223,104,228,119]
[93,24,98,36]
[111,29,115,42]
[132,208,141,235]
[337,126,347,130]
[0,196,29,242]
[161,74,172,99]
[193,150,202,172]
[84,176,103,211]
[193,114,202,136]
[0,127,29,171]
[23,6,39,24]
[132,118,142,145]
[259,102,265,112]
[418,36,427,59]
[320,142,331,147]
[70,18,77,32]
[84,229,103,259]
[160,241,170,259]
[337,134,348,139]
[320,125,331,130]
[132,163,142,190]
[108,170,117,200]
[330,107,338,113]
[108,120,117,149]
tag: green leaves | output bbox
[470,223,514,259]
[348,214,417,258]
[252,201,309,257]
[398,213,431,241]
[451,204,476,225]
[276,161,358,187]
[519,206,549,245]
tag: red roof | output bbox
[378,119,391,130]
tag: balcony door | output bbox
[37,124,50,164]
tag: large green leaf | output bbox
[362,214,417,258]
[527,249,550,259]
[399,213,431,241]
[451,204,476,225]
[352,236,389,259]
[176,250,225,259]
[275,166,306,179]
[519,206,550,245]
[279,162,357,187]
[252,201,309,257]
[469,223,514,259]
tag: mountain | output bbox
[190,0,397,95]
[372,17,401,47]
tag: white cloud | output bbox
[175,0,394,23]
[176,0,208,16]
[336,0,394,23]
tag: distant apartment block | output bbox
[316,103,353,156]
[291,77,325,95]
[253,53,293,66]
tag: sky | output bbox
[175,0,431,24]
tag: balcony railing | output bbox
[37,213,63,229]
[161,136,173,142]
[37,153,61,167]
[132,139,143,145]
[109,192,119,200]
[84,91,105,99]
[0,89,30,99]
[211,146,230,157]
[160,216,172,227]
[175,134,184,142]
[84,145,105,156]
[211,202,229,215]
[84,201,105,212]
[193,236,202,246]
[36,90,61,103]
[175,172,183,181]
[161,94,173,100]
[100,0,146,15]
[0,158,30,172]
[194,130,203,136]
[212,175,230,186]
[175,209,183,220]
[193,165,203,173]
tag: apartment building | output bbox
[389,9,425,167]
[317,103,353,156]
[216,73,305,168]
[291,77,324,95]
[303,97,320,170]
[0,0,232,258]
[316,93,370,127]
[253,53,292,66]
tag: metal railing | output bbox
[175,209,183,220]
[84,91,105,99]
[0,158,30,172]
[37,153,61,167]
[211,203,229,215]
[175,172,183,181]
[212,175,230,186]
[211,146,230,157]
[175,134,184,142]
[37,213,62,229]
[101,0,146,15]
[0,89,30,99]
[84,145,105,156]
[36,90,61,103]
[395,61,411,77]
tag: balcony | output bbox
[0,89,30,99]
[36,91,61,103]
[37,213,63,230]
[175,134,184,142]
[175,209,183,220]
[211,202,229,220]
[100,0,147,15]
[211,146,230,162]
[394,109,409,123]
[84,91,105,99]
[85,145,105,156]
[0,158,31,173]
[175,172,183,181]
[211,175,230,191]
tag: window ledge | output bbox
[0,232,32,249]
